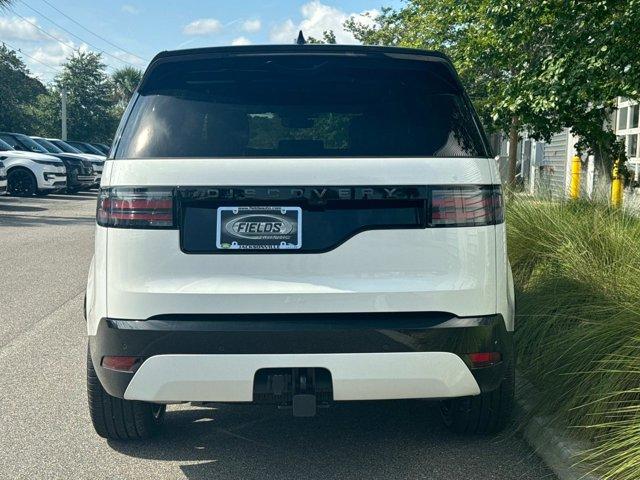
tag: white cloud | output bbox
[241,19,261,33]
[270,19,296,44]
[183,18,223,36]
[231,36,252,46]
[270,1,378,44]
[30,41,88,67]
[0,16,48,41]
[121,4,140,15]
[21,40,90,81]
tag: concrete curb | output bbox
[515,374,601,480]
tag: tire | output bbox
[87,346,165,440]
[8,168,37,197]
[439,361,514,434]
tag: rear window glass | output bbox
[114,54,487,159]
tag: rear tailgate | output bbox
[104,157,498,319]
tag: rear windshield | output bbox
[114,53,488,159]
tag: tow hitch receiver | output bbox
[292,394,316,417]
[253,368,333,417]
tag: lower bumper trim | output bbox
[123,352,480,403]
[90,313,512,399]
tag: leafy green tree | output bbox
[0,44,47,132]
[43,51,117,142]
[488,0,638,180]
[308,30,337,44]
[110,66,142,113]
[346,0,639,183]
[29,88,61,138]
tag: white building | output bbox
[496,129,586,198]
[615,98,639,181]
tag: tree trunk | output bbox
[507,117,519,188]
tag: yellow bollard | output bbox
[569,155,581,199]
[611,159,623,208]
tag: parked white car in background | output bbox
[0,138,67,196]
[30,136,97,192]
[0,159,7,195]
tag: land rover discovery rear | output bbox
[86,44,515,440]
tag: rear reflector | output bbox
[97,188,174,228]
[430,185,503,227]
[467,352,502,368]
[102,356,141,372]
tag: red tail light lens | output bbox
[102,356,141,372]
[430,185,503,227]
[468,352,502,368]
[97,188,175,228]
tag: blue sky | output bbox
[1,0,402,82]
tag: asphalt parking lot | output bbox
[0,192,556,480]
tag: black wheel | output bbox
[8,168,37,196]
[440,361,514,434]
[35,189,51,196]
[87,346,165,440]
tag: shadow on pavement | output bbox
[0,203,48,212]
[0,192,96,202]
[107,401,545,480]
[0,214,95,227]
[66,191,98,198]
[39,192,98,200]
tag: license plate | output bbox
[216,206,302,250]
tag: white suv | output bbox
[0,137,67,196]
[86,45,515,440]
[0,160,7,195]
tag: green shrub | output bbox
[507,198,640,480]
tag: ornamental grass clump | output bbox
[507,198,640,480]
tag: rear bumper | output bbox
[89,313,512,402]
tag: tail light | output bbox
[102,356,141,372]
[97,187,175,228]
[467,352,502,368]
[429,185,503,227]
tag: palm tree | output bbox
[110,66,142,108]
